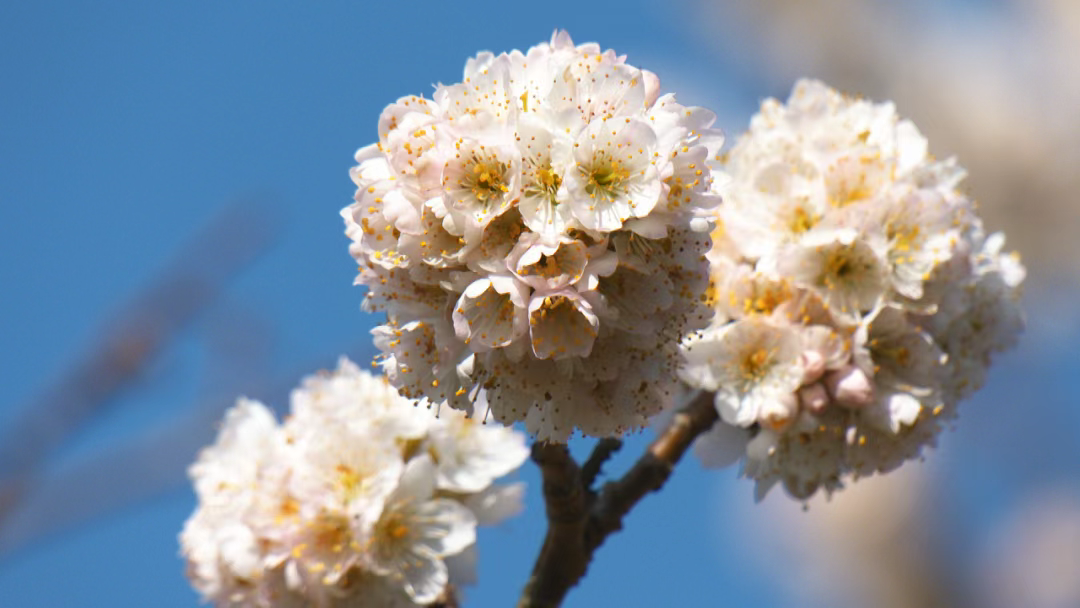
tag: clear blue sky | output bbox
[0,1,1075,607]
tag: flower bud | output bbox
[798,382,830,415]
[759,392,799,431]
[825,365,875,408]
[799,350,826,384]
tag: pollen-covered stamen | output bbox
[734,344,777,389]
[818,242,882,306]
[886,220,921,257]
[788,204,819,235]
[468,157,510,203]
[826,152,886,207]
[370,506,415,557]
[528,293,599,360]
[518,153,569,236]
[746,284,791,316]
[524,159,562,204]
[288,513,364,586]
[581,151,632,202]
[683,318,805,428]
[336,464,375,505]
[567,119,661,232]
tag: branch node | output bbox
[519,393,719,607]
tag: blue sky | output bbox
[0,1,1075,607]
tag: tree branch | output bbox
[586,391,717,547]
[519,442,589,608]
[580,438,622,490]
[518,391,719,607]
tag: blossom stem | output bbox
[518,391,719,607]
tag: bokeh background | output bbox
[2,1,1078,606]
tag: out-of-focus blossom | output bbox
[344,30,725,441]
[180,358,527,607]
[978,489,1080,608]
[691,0,1080,287]
[733,464,957,608]
[682,80,1024,500]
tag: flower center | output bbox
[582,153,631,201]
[821,245,869,287]
[335,464,369,503]
[742,281,792,316]
[523,160,563,207]
[374,509,413,553]
[464,158,510,204]
[739,347,773,383]
[789,205,818,234]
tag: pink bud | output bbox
[799,350,826,384]
[825,366,875,408]
[798,382,830,415]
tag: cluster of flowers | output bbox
[180,358,528,607]
[681,80,1025,500]
[343,31,724,441]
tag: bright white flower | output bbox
[367,456,477,604]
[683,79,1024,500]
[345,31,724,440]
[681,317,804,429]
[772,228,889,321]
[180,399,288,606]
[427,402,529,494]
[181,359,527,607]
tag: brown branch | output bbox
[518,442,589,608]
[587,391,717,547]
[518,391,719,607]
[580,437,622,490]
[429,584,461,608]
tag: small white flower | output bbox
[564,118,661,231]
[367,456,477,604]
[527,291,600,360]
[775,228,888,320]
[427,403,529,494]
[682,317,804,428]
[451,276,530,351]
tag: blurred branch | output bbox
[0,201,278,527]
[0,340,377,560]
[580,437,622,490]
[519,391,718,607]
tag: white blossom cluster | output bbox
[180,358,528,607]
[343,31,723,441]
[681,79,1024,500]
